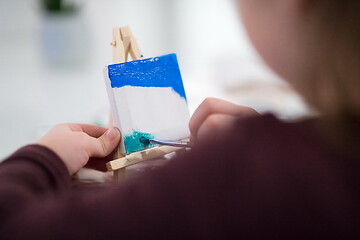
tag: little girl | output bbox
[1,0,360,238]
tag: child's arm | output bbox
[189,98,258,142]
[0,124,121,231]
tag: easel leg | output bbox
[114,168,126,184]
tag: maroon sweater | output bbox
[1,115,360,239]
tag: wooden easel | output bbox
[107,26,184,183]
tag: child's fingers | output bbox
[197,114,237,141]
[189,98,246,138]
[69,124,108,138]
[87,128,121,157]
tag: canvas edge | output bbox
[103,66,126,154]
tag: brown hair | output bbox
[295,1,360,147]
[295,1,360,117]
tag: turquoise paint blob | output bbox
[123,130,155,154]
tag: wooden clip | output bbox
[111,26,143,64]
[107,146,183,172]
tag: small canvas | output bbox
[104,53,190,154]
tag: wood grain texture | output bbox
[107,145,183,171]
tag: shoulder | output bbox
[174,114,328,185]
[233,113,315,137]
[170,114,314,175]
[229,114,323,153]
[148,115,360,238]
[211,113,318,150]
[185,113,319,156]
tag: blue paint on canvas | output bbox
[107,53,187,100]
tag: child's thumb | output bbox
[91,127,121,157]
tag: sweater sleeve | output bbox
[0,121,250,239]
[0,145,71,225]
[1,115,356,239]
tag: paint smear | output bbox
[123,130,155,154]
[108,53,187,100]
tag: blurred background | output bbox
[0,0,308,159]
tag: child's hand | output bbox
[189,98,258,142]
[37,124,121,175]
